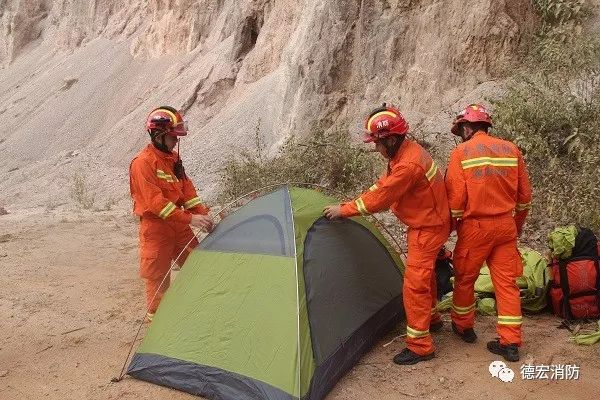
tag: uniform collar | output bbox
[147,143,178,161]
[389,138,411,167]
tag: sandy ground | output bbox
[1,209,600,400]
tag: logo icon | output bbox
[489,361,515,383]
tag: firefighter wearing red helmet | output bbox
[129,106,215,322]
[445,104,532,362]
[450,103,493,136]
[324,104,450,365]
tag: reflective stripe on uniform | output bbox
[498,315,522,325]
[452,302,476,315]
[159,202,176,219]
[406,326,430,338]
[355,198,369,215]
[461,157,518,169]
[515,202,531,211]
[431,307,438,315]
[156,169,177,183]
[184,197,202,209]
[426,161,438,182]
[369,184,378,192]
[451,209,464,218]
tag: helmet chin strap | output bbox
[173,139,187,180]
[149,129,186,179]
[151,131,171,154]
[383,135,404,159]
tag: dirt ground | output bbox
[1,209,600,400]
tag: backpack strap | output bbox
[557,259,574,320]
[595,246,600,313]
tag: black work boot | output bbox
[430,320,444,333]
[452,322,477,343]
[393,348,435,365]
[487,339,520,362]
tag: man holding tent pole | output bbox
[129,106,215,322]
[445,104,532,362]
[323,104,451,365]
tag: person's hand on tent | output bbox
[191,214,215,232]
[323,205,343,220]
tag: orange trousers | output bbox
[451,216,523,346]
[404,224,450,355]
[139,217,199,313]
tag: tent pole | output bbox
[287,185,302,399]
[112,234,202,382]
[213,182,407,259]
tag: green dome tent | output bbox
[127,186,405,400]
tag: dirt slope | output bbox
[0,0,535,210]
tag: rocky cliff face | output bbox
[0,0,536,209]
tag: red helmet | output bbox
[451,104,492,136]
[363,104,409,143]
[145,106,188,136]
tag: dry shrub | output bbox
[217,125,382,202]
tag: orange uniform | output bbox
[445,131,532,345]
[129,144,210,313]
[341,139,450,355]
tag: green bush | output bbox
[491,34,600,230]
[217,124,382,203]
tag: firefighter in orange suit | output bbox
[323,104,450,365]
[445,104,532,362]
[130,106,214,322]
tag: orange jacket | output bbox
[445,132,532,231]
[341,139,450,229]
[129,144,209,224]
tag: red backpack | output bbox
[549,227,600,320]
